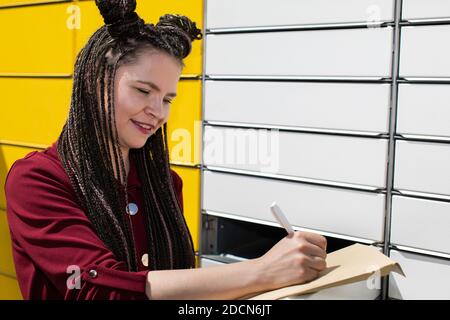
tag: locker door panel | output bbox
[205,81,390,134]
[0,78,71,145]
[389,250,450,300]
[204,127,388,187]
[391,196,450,254]
[207,0,394,29]
[397,84,450,138]
[394,141,450,196]
[0,3,74,74]
[400,25,450,77]
[206,28,393,77]
[203,171,385,241]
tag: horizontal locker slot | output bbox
[394,140,450,196]
[202,171,386,241]
[400,25,450,78]
[201,213,361,258]
[204,81,390,134]
[0,78,71,145]
[204,126,388,188]
[0,144,41,210]
[206,0,394,29]
[205,28,393,77]
[0,209,15,277]
[397,84,450,138]
[402,0,450,21]
[0,3,74,74]
[201,214,290,260]
[391,196,450,255]
[389,250,450,299]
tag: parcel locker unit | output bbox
[201,0,394,300]
[201,0,450,300]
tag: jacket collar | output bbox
[48,141,141,189]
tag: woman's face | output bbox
[113,49,182,151]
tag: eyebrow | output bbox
[136,80,177,98]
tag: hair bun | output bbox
[157,14,203,41]
[95,0,144,39]
[95,0,137,24]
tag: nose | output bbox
[144,96,164,120]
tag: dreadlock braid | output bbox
[57,0,202,271]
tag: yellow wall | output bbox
[0,0,203,299]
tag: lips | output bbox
[131,119,155,134]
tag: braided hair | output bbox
[57,0,202,271]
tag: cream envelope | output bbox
[242,243,405,300]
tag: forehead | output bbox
[117,50,182,90]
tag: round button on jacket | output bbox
[126,203,138,216]
[88,269,98,278]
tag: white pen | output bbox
[270,202,295,235]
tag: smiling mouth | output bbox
[131,119,154,133]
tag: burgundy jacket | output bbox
[4,141,183,300]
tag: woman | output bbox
[5,0,327,300]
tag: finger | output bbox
[300,241,327,259]
[302,267,320,283]
[307,256,327,272]
[302,232,327,251]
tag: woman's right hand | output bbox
[254,231,328,291]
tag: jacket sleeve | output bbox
[5,154,149,300]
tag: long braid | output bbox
[57,0,201,271]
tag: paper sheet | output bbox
[242,243,405,300]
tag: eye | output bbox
[163,98,173,105]
[136,87,149,95]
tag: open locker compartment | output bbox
[200,213,356,263]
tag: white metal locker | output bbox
[394,140,450,196]
[402,0,450,21]
[206,28,393,77]
[207,0,394,29]
[204,126,388,187]
[397,84,450,138]
[400,25,450,77]
[204,81,391,133]
[391,196,450,254]
[202,171,385,241]
[389,250,450,300]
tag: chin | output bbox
[127,138,148,150]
